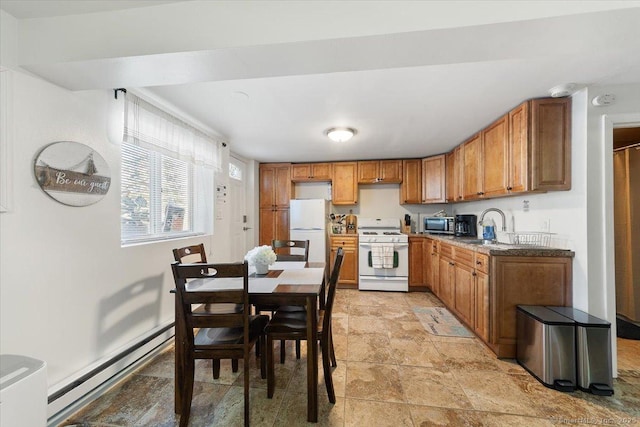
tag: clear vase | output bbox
[255,262,269,275]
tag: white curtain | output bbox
[123,93,223,171]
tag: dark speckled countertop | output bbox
[408,233,575,257]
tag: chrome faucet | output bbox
[479,208,507,232]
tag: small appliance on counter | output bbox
[419,213,455,234]
[454,214,477,237]
[345,210,357,234]
[402,214,412,234]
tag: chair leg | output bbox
[266,335,275,398]
[232,359,239,373]
[259,335,267,379]
[255,337,260,357]
[321,338,336,404]
[180,357,195,427]
[244,353,250,427]
[280,339,286,364]
[212,359,221,379]
[295,340,301,359]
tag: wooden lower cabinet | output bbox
[408,237,425,290]
[489,255,572,358]
[432,241,573,358]
[330,235,358,287]
[259,208,289,247]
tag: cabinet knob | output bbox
[472,272,477,277]
[507,186,513,191]
[449,261,454,266]
[476,261,481,265]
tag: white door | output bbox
[229,156,249,262]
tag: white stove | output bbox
[357,218,409,292]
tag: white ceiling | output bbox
[2,1,640,162]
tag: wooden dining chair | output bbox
[173,244,241,378]
[271,239,310,261]
[254,239,311,363]
[264,247,344,402]
[172,261,268,427]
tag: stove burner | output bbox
[383,232,401,235]
[362,231,378,235]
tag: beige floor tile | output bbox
[285,358,347,399]
[344,361,405,403]
[347,333,399,364]
[348,315,388,335]
[408,405,488,426]
[331,315,349,336]
[348,290,408,307]
[433,340,502,371]
[398,365,473,409]
[210,386,285,427]
[385,319,432,340]
[344,399,414,427]
[332,333,348,360]
[618,338,640,372]
[389,336,447,368]
[404,291,445,308]
[480,413,555,426]
[451,369,537,416]
[273,392,346,427]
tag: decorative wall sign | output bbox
[34,141,111,207]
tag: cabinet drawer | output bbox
[330,237,358,248]
[475,253,489,274]
[454,247,474,267]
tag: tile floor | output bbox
[61,290,640,426]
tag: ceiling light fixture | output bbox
[548,83,577,98]
[326,127,357,142]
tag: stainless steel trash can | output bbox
[516,305,576,392]
[546,306,614,396]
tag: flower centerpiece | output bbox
[244,245,277,275]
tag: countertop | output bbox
[407,233,575,257]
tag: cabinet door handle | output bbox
[472,272,477,276]
[449,261,454,266]
[476,261,482,265]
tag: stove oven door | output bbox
[358,242,409,277]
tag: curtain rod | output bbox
[613,142,640,152]
[114,88,127,99]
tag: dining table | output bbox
[172,260,327,423]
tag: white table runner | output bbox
[269,261,306,270]
[277,268,325,285]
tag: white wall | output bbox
[0,70,235,395]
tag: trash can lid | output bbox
[516,305,576,325]
[0,354,46,391]
[546,306,611,327]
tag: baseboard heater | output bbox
[47,322,175,426]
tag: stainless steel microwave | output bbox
[421,215,455,234]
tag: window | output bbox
[121,93,222,245]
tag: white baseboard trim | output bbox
[47,322,175,426]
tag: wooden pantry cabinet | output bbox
[330,235,358,287]
[290,162,332,182]
[357,159,402,184]
[259,163,293,246]
[331,162,358,205]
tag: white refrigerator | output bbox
[289,199,329,263]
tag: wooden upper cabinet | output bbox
[446,146,462,202]
[462,134,483,200]
[482,115,509,198]
[422,155,446,203]
[400,159,422,204]
[332,162,358,205]
[508,102,529,194]
[291,162,332,182]
[530,97,571,191]
[357,160,402,184]
[259,163,292,208]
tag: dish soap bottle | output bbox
[480,218,496,243]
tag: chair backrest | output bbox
[322,247,344,333]
[171,261,250,352]
[272,239,310,261]
[173,243,207,264]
